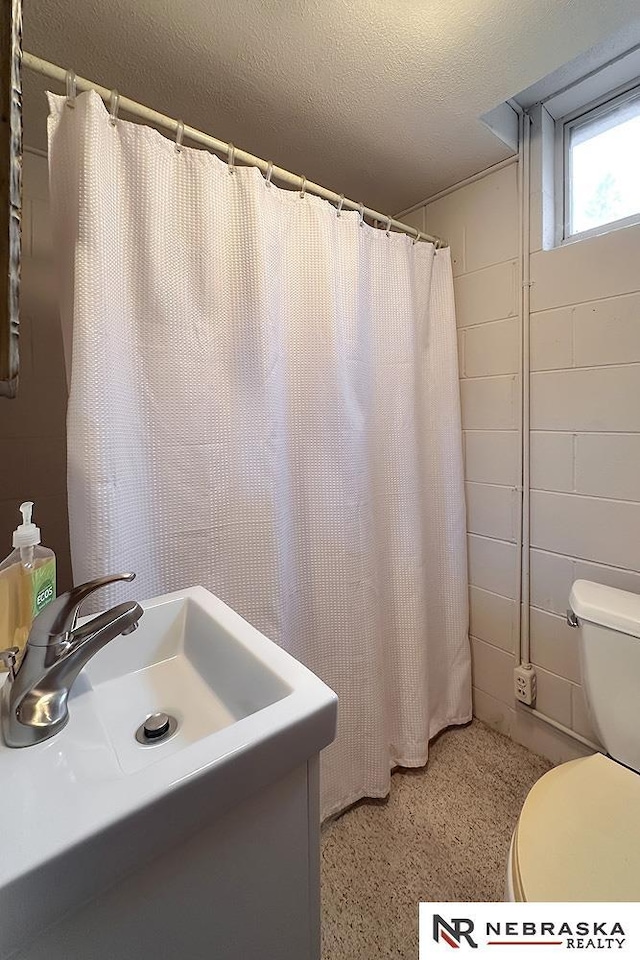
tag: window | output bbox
[561,85,640,241]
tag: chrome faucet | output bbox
[0,573,143,748]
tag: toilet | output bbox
[506,579,640,902]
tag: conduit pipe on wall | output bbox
[520,110,532,670]
[527,707,599,751]
[511,101,531,673]
[395,156,518,220]
[512,107,600,753]
[514,106,525,672]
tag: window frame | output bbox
[555,79,640,246]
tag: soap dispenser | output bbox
[0,501,56,663]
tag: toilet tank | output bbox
[570,580,640,774]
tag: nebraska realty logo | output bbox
[420,905,638,958]
[433,916,478,948]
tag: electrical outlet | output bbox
[514,664,537,706]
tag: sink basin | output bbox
[0,586,337,960]
[84,591,293,775]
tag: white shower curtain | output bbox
[48,91,471,818]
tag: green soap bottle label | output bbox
[32,559,56,618]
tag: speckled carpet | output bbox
[320,720,551,960]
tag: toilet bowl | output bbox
[507,580,640,902]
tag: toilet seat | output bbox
[510,753,640,901]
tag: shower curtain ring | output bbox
[385,216,392,237]
[336,194,345,218]
[65,69,77,108]
[412,230,421,245]
[227,143,236,173]
[109,89,120,126]
[299,175,307,199]
[175,119,184,153]
[265,160,274,187]
[358,203,365,227]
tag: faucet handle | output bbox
[0,646,20,679]
[28,573,136,647]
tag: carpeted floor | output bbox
[320,720,552,960]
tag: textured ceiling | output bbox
[23,0,640,215]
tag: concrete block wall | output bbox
[0,152,71,590]
[402,157,640,764]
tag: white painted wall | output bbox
[0,153,71,590]
[402,155,640,764]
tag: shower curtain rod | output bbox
[22,51,444,248]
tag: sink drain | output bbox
[135,712,178,745]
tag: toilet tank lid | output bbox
[570,579,640,638]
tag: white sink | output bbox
[0,586,337,960]
[84,591,294,775]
